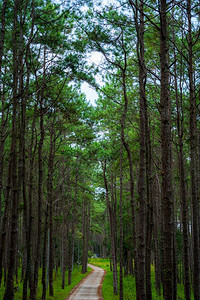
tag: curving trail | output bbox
[66,264,105,300]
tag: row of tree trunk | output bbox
[0,2,92,299]
[99,1,200,300]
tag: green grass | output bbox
[89,258,118,300]
[89,258,194,300]
[0,266,92,300]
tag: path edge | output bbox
[97,268,106,300]
[64,268,94,300]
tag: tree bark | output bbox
[135,1,147,298]
[23,104,37,300]
[145,122,153,300]
[0,0,8,71]
[30,52,45,297]
[48,128,55,297]
[0,74,9,287]
[119,140,123,300]
[160,1,174,298]
[81,196,90,274]
[3,1,19,298]
[102,161,118,294]
[0,0,8,225]
[153,173,161,295]
[187,1,200,298]
[61,168,70,289]
[173,24,191,299]
[42,205,49,300]
[68,164,78,285]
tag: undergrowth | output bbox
[89,258,194,300]
[0,265,92,300]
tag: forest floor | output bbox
[65,264,105,300]
[0,266,92,299]
[89,258,192,300]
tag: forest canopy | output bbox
[0,0,200,299]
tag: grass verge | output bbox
[89,258,194,300]
[0,266,92,300]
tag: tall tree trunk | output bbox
[42,125,55,298]
[19,9,30,282]
[119,140,123,300]
[0,151,12,287]
[110,163,118,289]
[30,55,45,298]
[42,205,49,300]
[0,89,5,225]
[119,34,138,289]
[20,3,34,291]
[187,1,200,298]
[153,173,161,295]
[48,129,55,297]
[0,0,8,71]
[0,0,8,224]
[136,1,147,298]
[3,1,19,298]
[68,164,78,285]
[23,105,37,300]
[102,161,118,294]
[0,73,9,287]
[81,197,89,274]
[145,121,153,300]
[61,167,70,289]
[173,25,191,299]
[22,3,36,292]
[160,0,174,298]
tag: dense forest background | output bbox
[0,0,200,299]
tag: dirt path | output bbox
[65,264,105,300]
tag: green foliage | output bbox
[89,258,193,300]
[0,266,92,299]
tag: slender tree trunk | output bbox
[0,75,9,287]
[110,163,118,290]
[61,168,70,289]
[23,105,37,300]
[30,78,45,299]
[0,156,12,286]
[136,1,147,298]
[42,205,49,300]
[86,201,90,269]
[81,198,88,274]
[20,3,34,291]
[145,121,153,300]
[119,140,123,300]
[42,126,55,298]
[68,165,78,285]
[173,26,191,298]
[48,129,55,297]
[153,173,161,295]
[0,0,8,71]
[187,1,200,298]
[3,1,19,298]
[120,43,138,289]
[0,0,8,224]
[0,91,5,224]
[160,1,174,298]
[102,162,118,294]
[22,3,36,291]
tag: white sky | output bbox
[81,82,98,106]
[81,51,104,106]
[81,0,117,105]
